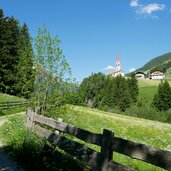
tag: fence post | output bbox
[26,109,35,130]
[99,129,114,171]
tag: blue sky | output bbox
[1,0,171,82]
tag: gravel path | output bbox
[0,114,25,171]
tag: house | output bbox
[109,56,124,77]
[150,70,165,80]
[135,72,146,80]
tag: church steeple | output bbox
[108,55,124,77]
[115,55,121,71]
[116,56,120,67]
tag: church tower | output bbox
[110,55,124,77]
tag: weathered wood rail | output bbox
[0,101,29,110]
[26,109,171,171]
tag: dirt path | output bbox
[0,113,25,171]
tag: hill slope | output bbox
[128,52,171,76]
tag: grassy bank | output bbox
[0,93,25,102]
[0,93,28,117]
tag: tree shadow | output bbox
[0,146,23,171]
[2,141,89,171]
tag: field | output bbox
[46,105,171,171]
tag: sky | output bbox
[1,0,171,82]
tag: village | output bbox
[109,56,165,80]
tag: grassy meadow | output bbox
[46,105,171,171]
[1,105,171,170]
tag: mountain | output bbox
[128,52,171,76]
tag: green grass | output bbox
[0,114,89,171]
[1,106,171,170]
[138,79,162,87]
[0,93,25,102]
[0,114,26,146]
[0,93,27,116]
[138,86,158,105]
[137,79,171,106]
[46,105,171,171]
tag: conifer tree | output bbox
[15,23,35,98]
[152,80,171,111]
[112,75,131,111]
[127,75,139,102]
[0,10,20,94]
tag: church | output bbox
[109,56,124,77]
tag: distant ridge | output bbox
[127,52,171,76]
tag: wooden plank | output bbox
[108,161,137,171]
[112,137,171,170]
[34,125,100,167]
[31,112,102,146]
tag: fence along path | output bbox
[26,109,171,171]
[0,101,29,110]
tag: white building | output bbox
[135,72,146,80]
[150,70,165,80]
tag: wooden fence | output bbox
[0,101,29,110]
[26,109,171,171]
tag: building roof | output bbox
[135,71,146,75]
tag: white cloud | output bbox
[137,3,165,15]
[104,65,115,70]
[130,1,166,18]
[130,0,139,7]
[129,67,136,72]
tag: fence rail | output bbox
[0,101,29,110]
[26,109,171,171]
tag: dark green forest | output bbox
[0,9,34,98]
[78,73,138,111]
